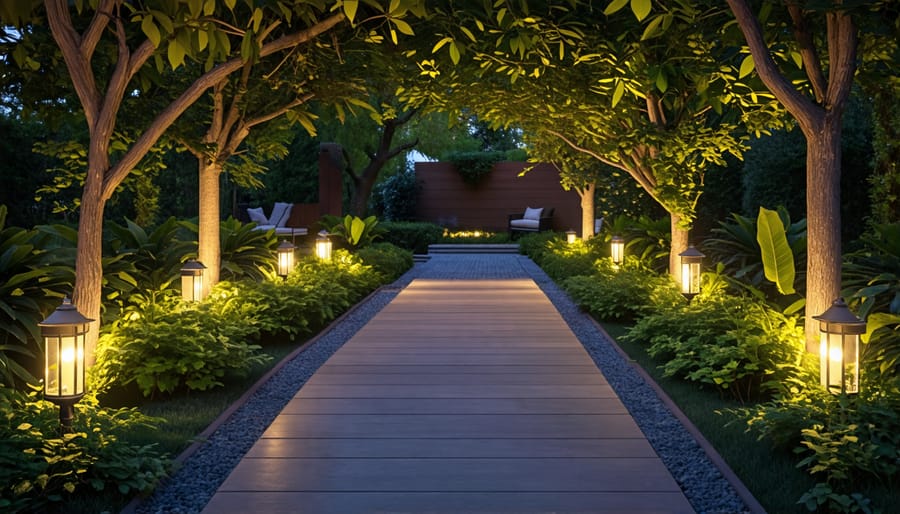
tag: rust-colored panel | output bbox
[286,203,320,229]
[319,143,344,217]
[415,162,582,232]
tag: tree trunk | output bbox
[669,213,690,280]
[579,183,596,239]
[198,160,222,294]
[350,175,377,217]
[72,176,105,367]
[802,118,843,351]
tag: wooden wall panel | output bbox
[415,162,582,232]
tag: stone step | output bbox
[427,244,520,254]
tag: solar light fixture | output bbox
[814,298,866,395]
[610,235,625,267]
[679,244,704,301]
[276,239,296,279]
[180,259,207,302]
[315,231,332,261]
[40,297,91,432]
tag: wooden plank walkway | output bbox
[202,279,695,513]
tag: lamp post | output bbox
[610,235,625,267]
[40,297,91,432]
[565,230,577,244]
[813,299,866,395]
[315,231,332,261]
[276,239,296,279]
[180,259,207,302]
[679,244,704,301]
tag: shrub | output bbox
[320,215,385,249]
[356,243,414,282]
[623,294,809,402]
[742,386,900,513]
[380,221,445,253]
[0,385,168,513]
[372,168,419,221]
[562,266,682,323]
[217,217,278,281]
[517,231,564,262]
[445,150,508,186]
[96,295,270,397]
[534,239,598,282]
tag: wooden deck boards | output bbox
[201,279,695,513]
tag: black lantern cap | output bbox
[39,297,94,328]
[813,298,867,334]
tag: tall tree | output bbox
[403,1,783,275]
[725,0,897,349]
[1,0,426,363]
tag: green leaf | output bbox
[167,40,185,69]
[631,0,652,21]
[393,19,414,36]
[449,41,460,65]
[603,0,629,15]
[655,71,667,93]
[757,206,795,295]
[739,55,755,78]
[141,16,161,48]
[612,80,625,107]
[343,0,358,22]
[861,312,900,343]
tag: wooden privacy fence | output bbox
[414,161,582,232]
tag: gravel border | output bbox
[128,254,757,514]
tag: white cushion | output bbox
[595,218,604,233]
[510,218,540,229]
[523,207,543,221]
[269,202,292,227]
[247,207,268,224]
[253,224,276,231]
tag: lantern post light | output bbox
[180,259,207,302]
[40,297,91,432]
[610,235,625,268]
[813,299,866,395]
[679,244,704,301]
[565,229,577,244]
[315,231,332,261]
[276,239,296,280]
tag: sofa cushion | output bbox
[523,207,543,220]
[510,218,540,229]
[247,207,268,225]
[269,202,293,227]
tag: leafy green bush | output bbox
[371,168,419,221]
[320,215,385,249]
[356,243,414,282]
[217,217,278,281]
[562,266,682,323]
[0,207,74,387]
[445,150,508,186]
[0,385,168,513]
[517,231,565,262]
[105,217,194,293]
[624,294,809,402]
[742,386,900,513]
[96,295,270,397]
[533,239,598,282]
[380,221,444,253]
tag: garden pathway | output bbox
[201,255,695,513]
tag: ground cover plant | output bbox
[0,212,411,512]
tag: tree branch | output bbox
[787,3,828,103]
[102,12,346,198]
[725,0,819,123]
[824,8,857,111]
[245,93,315,129]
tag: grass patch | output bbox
[603,322,815,514]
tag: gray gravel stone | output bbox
[132,253,749,514]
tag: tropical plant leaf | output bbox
[757,207,795,295]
